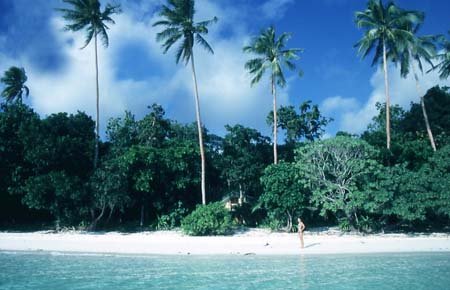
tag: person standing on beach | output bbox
[298,218,305,249]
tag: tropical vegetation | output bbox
[0,0,449,235]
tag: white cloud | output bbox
[332,64,450,134]
[260,0,295,20]
[321,95,359,114]
[1,0,295,138]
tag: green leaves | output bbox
[355,0,424,68]
[259,162,308,231]
[153,0,217,65]
[244,26,303,88]
[295,136,381,227]
[58,0,121,49]
[432,33,450,79]
[1,67,29,104]
[266,101,332,143]
[181,202,233,236]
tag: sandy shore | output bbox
[1,229,449,255]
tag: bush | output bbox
[181,202,233,236]
[338,219,351,232]
[155,202,188,230]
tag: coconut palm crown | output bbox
[355,0,423,150]
[58,0,121,49]
[1,67,29,104]
[153,0,218,65]
[243,26,303,164]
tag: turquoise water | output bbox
[1,252,450,289]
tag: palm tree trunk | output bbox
[190,53,206,205]
[411,64,436,151]
[94,30,100,169]
[271,75,278,164]
[382,41,391,150]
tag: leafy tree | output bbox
[153,0,218,205]
[221,125,270,205]
[364,87,450,170]
[58,0,121,168]
[122,145,161,227]
[421,145,450,220]
[89,157,130,229]
[137,104,171,148]
[296,136,381,228]
[20,112,95,227]
[162,123,202,209]
[0,103,41,224]
[106,111,139,155]
[370,145,450,228]
[259,162,308,232]
[402,86,450,145]
[267,101,331,144]
[355,0,423,149]
[244,26,303,164]
[22,171,88,228]
[1,67,29,104]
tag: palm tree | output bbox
[243,26,302,164]
[399,33,438,151]
[432,32,450,79]
[58,0,121,168]
[153,0,217,205]
[355,0,423,150]
[1,67,29,103]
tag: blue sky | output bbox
[0,0,449,139]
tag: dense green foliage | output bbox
[181,202,233,236]
[1,87,449,233]
[259,162,308,232]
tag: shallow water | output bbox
[1,251,449,289]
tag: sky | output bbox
[0,0,449,140]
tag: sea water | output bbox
[1,252,449,289]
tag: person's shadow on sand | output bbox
[304,243,320,248]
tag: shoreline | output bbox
[1,229,449,256]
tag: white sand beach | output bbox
[1,229,449,255]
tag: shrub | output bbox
[181,202,233,236]
[155,202,188,230]
[338,219,351,232]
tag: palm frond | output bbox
[1,66,29,103]
[153,0,216,66]
[58,0,120,49]
[195,34,214,55]
[243,26,303,87]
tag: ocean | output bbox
[1,251,450,289]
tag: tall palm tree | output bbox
[355,0,423,150]
[432,32,450,79]
[399,33,437,151]
[243,26,302,164]
[153,0,217,205]
[1,67,29,103]
[58,0,121,168]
